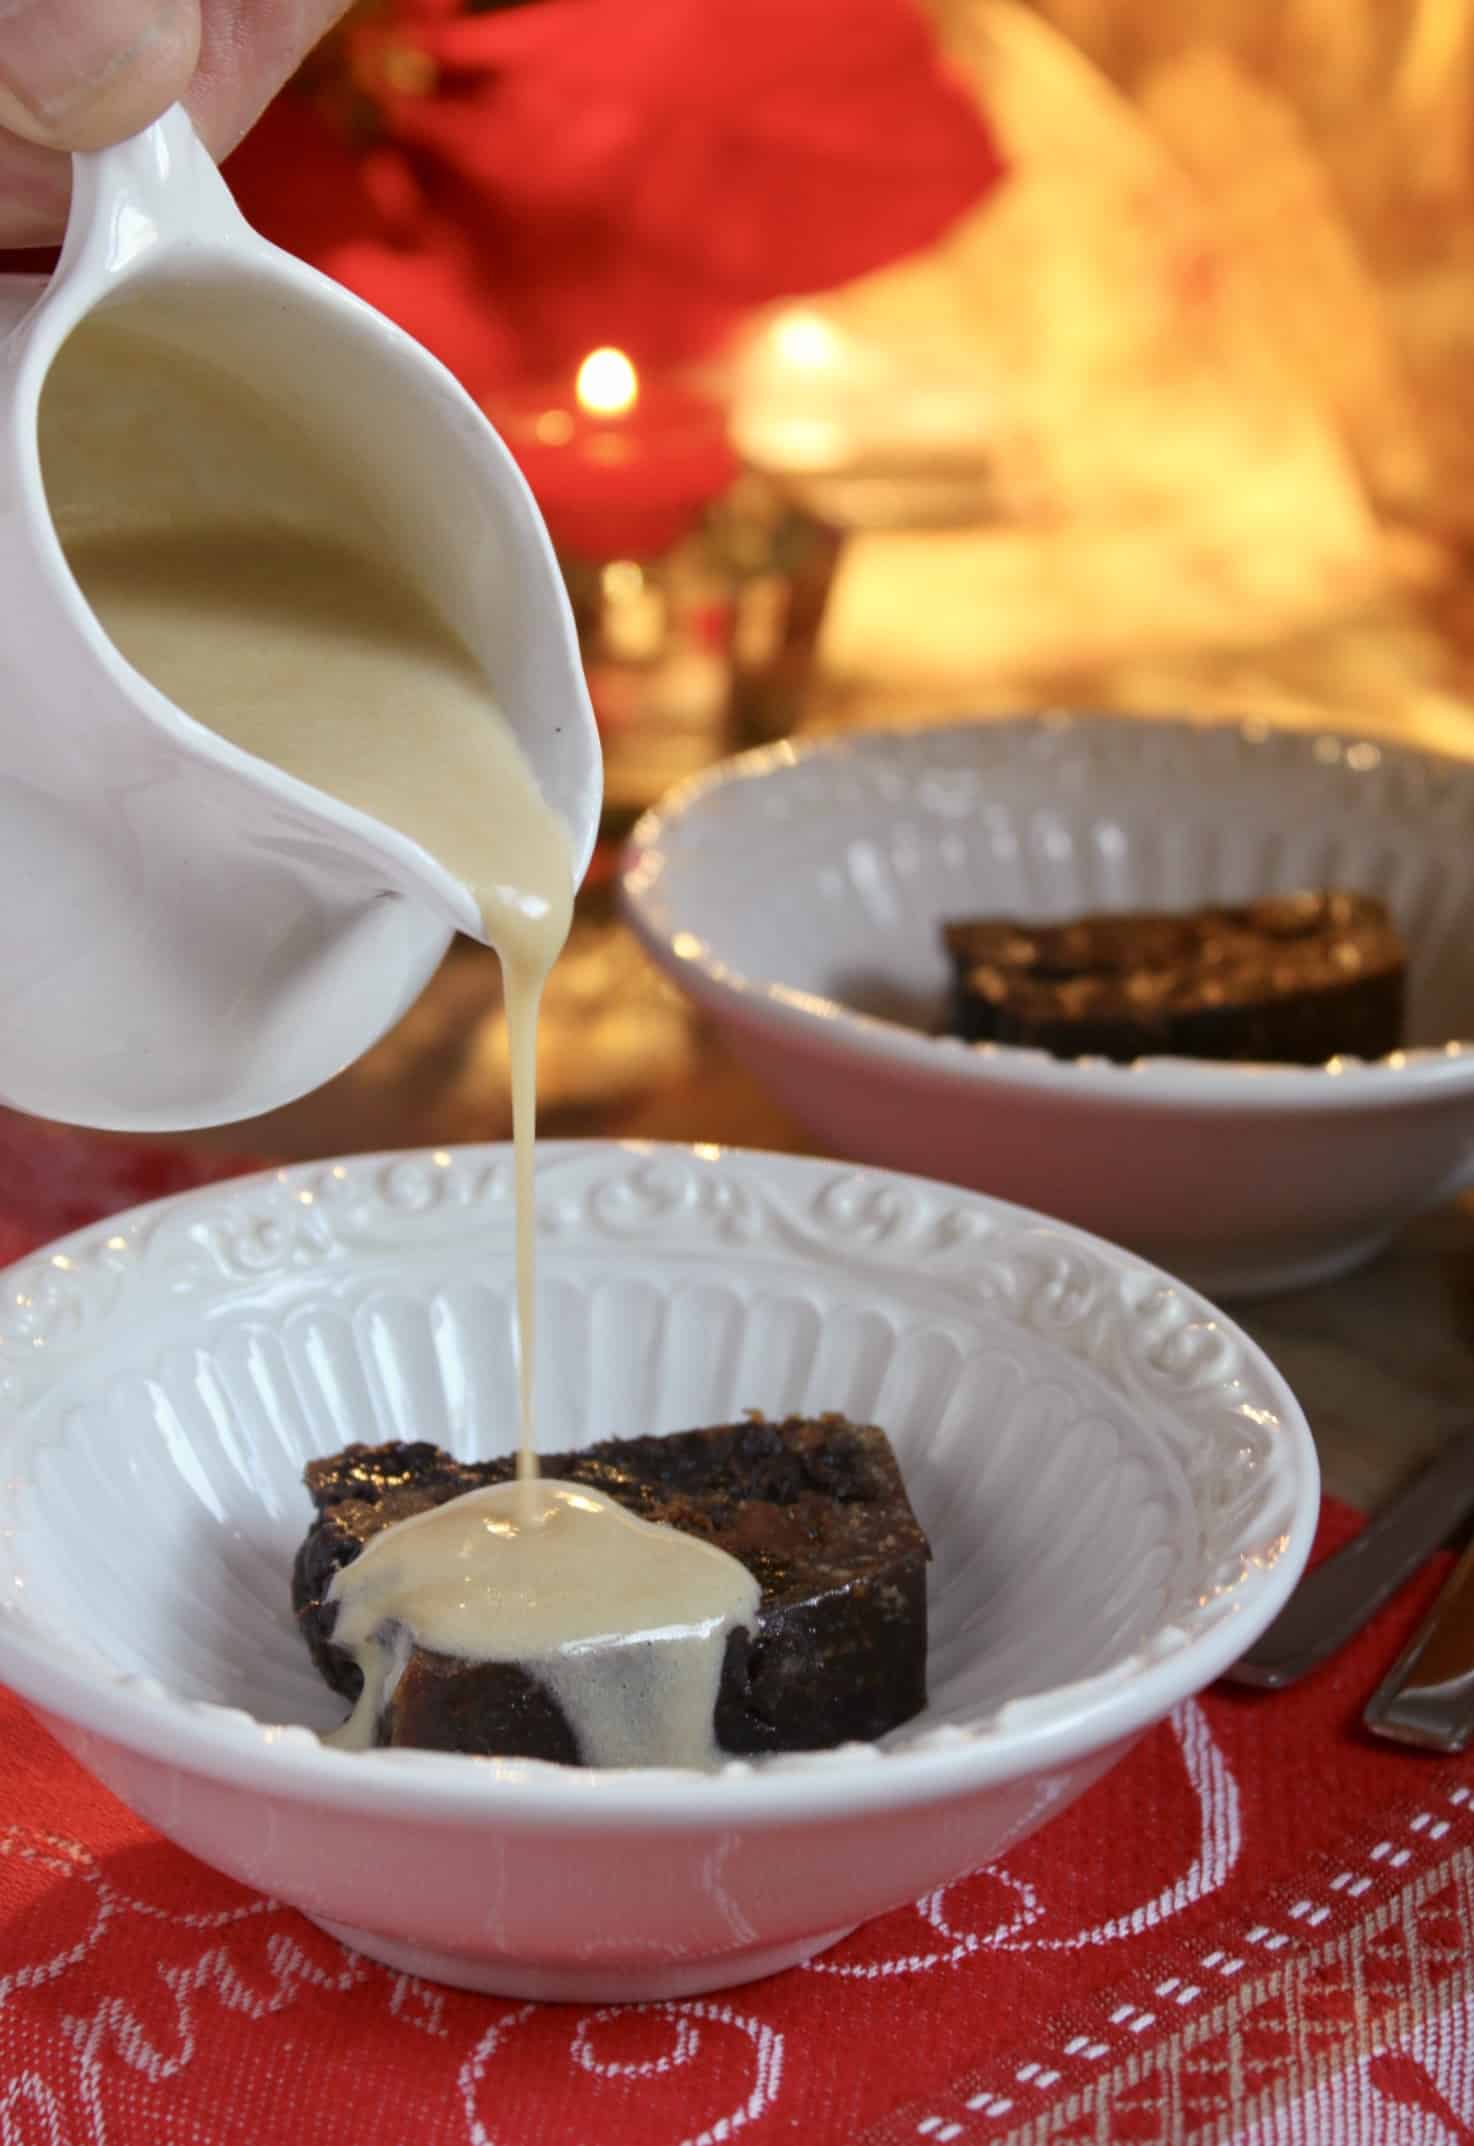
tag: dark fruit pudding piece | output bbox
[294,1414,929,1763]
[943,890,1405,1065]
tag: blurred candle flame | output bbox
[770,310,843,371]
[577,347,639,418]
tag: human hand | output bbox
[0,0,349,246]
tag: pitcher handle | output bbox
[59,103,249,285]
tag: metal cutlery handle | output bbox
[1364,1531,1474,1751]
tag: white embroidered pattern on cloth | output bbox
[0,1814,786,2146]
[803,1699,1240,1979]
[865,1782,1474,2146]
[0,1823,446,2146]
[5,1698,1474,2142]
[0,1701,1239,2146]
[458,2000,785,2146]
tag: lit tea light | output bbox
[485,347,738,560]
[577,347,639,418]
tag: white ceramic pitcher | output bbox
[0,106,600,1133]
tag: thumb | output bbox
[0,0,202,153]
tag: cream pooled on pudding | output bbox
[42,310,761,1765]
[325,1479,762,1767]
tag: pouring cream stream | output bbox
[40,310,757,1766]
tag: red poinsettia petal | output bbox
[226,91,524,393]
[224,90,383,262]
[227,0,1004,392]
[623,104,1003,301]
[373,62,638,209]
[364,0,1003,293]
[402,161,746,381]
[328,223,525,396]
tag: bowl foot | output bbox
[310,1916,858,2002]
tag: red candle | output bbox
[487,348,740,560]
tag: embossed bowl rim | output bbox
[621,713,1474,1110]
[0,1141,1319,1825]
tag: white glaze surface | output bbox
[622,715,1474,1295]
[0,108,600,1133]
[0,1142,1317,1997]
[0,1143,1293,1731]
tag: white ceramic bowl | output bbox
[0,1142,1316,2002]
[622,715,1474,1297]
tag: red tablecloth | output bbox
[1,1123,1472,2145]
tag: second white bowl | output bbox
[622,714,1474,1296]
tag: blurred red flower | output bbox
[227,0,1003,394]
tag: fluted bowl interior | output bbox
[0,1143,1316,1998]
[623,715,1474,1079]
[0,1143,1311,1766]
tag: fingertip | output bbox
[0,0,202,153]
[187,0,351,161]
